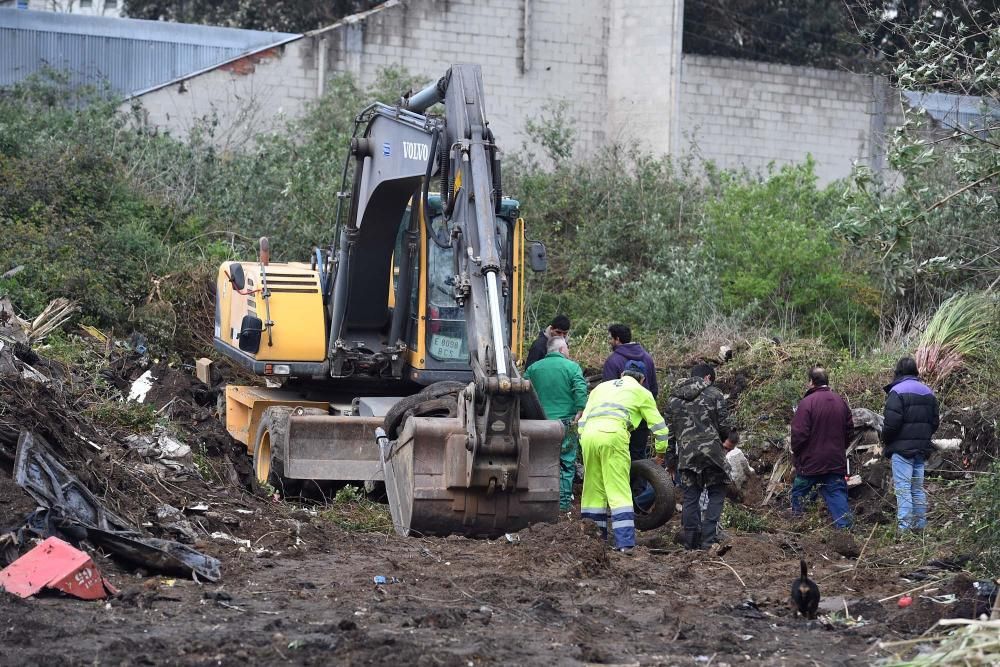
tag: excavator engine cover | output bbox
[382,416,563,537]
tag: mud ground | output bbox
[0,341,988,666]
[0,495,982,667]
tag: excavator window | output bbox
[425,213,514,363]
[426,214,468,362]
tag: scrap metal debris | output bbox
[12,430,221,582]
[0,536,117,600]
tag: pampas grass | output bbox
[915,292,998,382]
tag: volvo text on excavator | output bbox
[213,64,563,537]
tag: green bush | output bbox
[702,161,879,345]
[509,105,717,336]
[964,459,1000,575]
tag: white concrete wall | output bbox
[678,55,889,183]
[606,0,682,154]
[320,0,611,156]
[132,40,316,152]
[130,0,897,183]
[13,0,123,16]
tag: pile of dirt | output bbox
[0,321,319,582]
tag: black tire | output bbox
[418,380,467,399]
[631,458,675,531]
[384,389,461,439]
[252,407,303,498]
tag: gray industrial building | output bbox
[0,7,297,97]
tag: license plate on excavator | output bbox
[429,334,463,359]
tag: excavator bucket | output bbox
[381,416,563,537]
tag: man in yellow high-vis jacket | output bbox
[578,360,669,552]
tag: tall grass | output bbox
[915,292,999,382]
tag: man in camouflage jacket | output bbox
[666,363,732,550]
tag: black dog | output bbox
[791,559,820,619]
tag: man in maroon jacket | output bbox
[789,366,854,529]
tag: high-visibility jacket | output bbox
[578,376,670,453]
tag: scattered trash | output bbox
[919,594,958,605]
[373,576,400,585]
[637,589,656,596]
[211,532,251,549]
[154,505,200,543]
[128,332,148,356]
[87,528,221,582]
[128,370,156,403]
[504,533,521,544]
[898,595,913,608]
[932,438,962,451]
[210,531,270,557]
[0,537,117,600]
[19,363,50,385]
[125,428,193,472]
[973,580,998,617]
[12,430,221,582]
[15,431,132,532]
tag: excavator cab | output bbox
[394,195,525,383]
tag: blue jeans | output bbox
[791,473,853,529]
[891,453,927,531]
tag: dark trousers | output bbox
[680,481,726,550]
[628,421,650,461]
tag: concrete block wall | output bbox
[321,0,611,156]
[129,0,899,184]
[133,40,316,152]
[606,0,682,154]
[678,55,886,184]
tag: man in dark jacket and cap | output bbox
[525,315,571,369]
[883,356,939,532]
[789,366,854,529]
[603,323,658,460]
[667,363,732,550]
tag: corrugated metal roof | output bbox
[903,90,1000,132]
[0,8,300,97]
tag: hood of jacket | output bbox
[670,376,710,402]
[611,342,648,362]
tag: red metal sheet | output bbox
[0,537,115,600]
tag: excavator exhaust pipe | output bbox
[378,417,563,537]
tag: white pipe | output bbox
[317,36,328,98]
[486,272,507,376]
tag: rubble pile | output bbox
[0,298,280,592]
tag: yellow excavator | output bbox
[213,64,563,537]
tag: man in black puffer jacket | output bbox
[882,356,939,533]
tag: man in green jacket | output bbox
[524,336,588,511]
